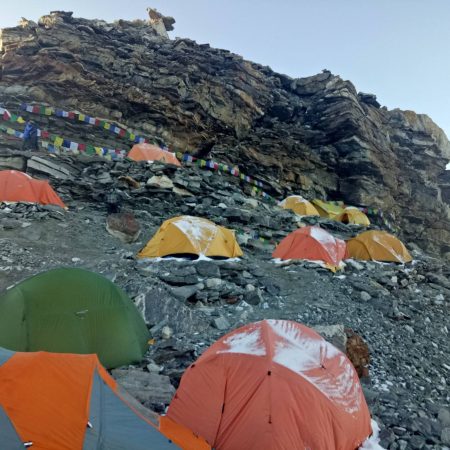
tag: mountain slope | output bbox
[0,10,449,257]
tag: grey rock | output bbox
[360,291,372,301]
[409,435,425,449]
[111,368,175,406]
[170,285,200,301]
[135,286,207,334]
[313,324,347,353]
[195,260,221,278]
[205,278,223,289]
[244,288,264,305]
[438,409,450,427]
[443,428,450,445]
[211,316,230,330]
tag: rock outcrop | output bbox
[0,10,449,257]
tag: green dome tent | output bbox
[0,268,149,369]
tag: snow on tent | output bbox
[0,268,149,369]
[0,170,66,208]
[335,207,370,226]
[347,230,412,263]
[128,143,181,166]
[137,215,243,259]
[311,199,345,219]
[167,319,374,450]
[272,226,347,271]
[0,347,210,450]
[279,195,319,216]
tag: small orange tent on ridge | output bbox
[167,319,373,450]
[0,170,66,208]
[128,144,181,166]
[272,226,347,270]
[347,230,412,263]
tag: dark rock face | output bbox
[0,11,449,259]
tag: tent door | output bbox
[0,405,28,449]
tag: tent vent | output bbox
[24,443,33,448]
[87,421,93,428]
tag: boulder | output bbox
[134,285,208,334]
[106,211,141,243]
[111,368,175,408]
[345,328,370,378]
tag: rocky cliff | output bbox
[1,10,449,257]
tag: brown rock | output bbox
[106,211,141,243]
[345,328,370,378]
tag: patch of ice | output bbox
[280,195,308,206]
[142,256,188,263]
[272,258,290,265]
[359,420,386,449]
[309,227,336,246]
[309,227,340,263]
[267,319,362,414]
[172,216,218,254]
[218,328,266,356]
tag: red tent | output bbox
[272,226,347,269]
[167,320,372,450]
[128,144,181,166]
[0,170,66,208]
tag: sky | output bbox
[1,0,450,142]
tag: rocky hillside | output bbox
[0,148,449,449]
[0,10,449,258]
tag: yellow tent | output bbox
[347,230,412,263]
[335,207,370,226]
[138,216,243,259]
[312,199,345,219]
[279,195,320,216]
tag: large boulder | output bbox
[106,211,141,243]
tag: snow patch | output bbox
[218,329,266,356]
[267,320,363,414]
[309,227,340,263]
[280,195,308,206]
[309,227,336,246]
[172,216,218,254]
[359,420,386,449]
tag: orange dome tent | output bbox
[0,347,209,450]
[279,195,319,216]
[346,230,412,263]
[272,226,347,270]
[167,319,373,450]
[0,170,66,208]
[128,144,181,166]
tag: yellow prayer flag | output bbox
[54,137,63,147]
